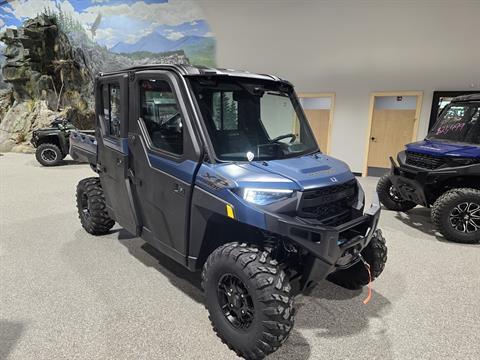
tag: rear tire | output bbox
[35,143,62,166]
[76,177,115,235]
[328,230,387,290]
[432,188,480,244]
[202,243,294,360]
[377,174,416,211]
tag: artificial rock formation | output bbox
[0,14,93,152]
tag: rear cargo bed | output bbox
[69,130,97,165]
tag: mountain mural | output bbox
[0,0,216,153]
[111,33,215,65]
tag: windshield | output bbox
[428,102,480,145]
[188,77,318,161]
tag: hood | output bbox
[406,139,480,158]
[208,153,355,191]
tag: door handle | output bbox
[173,183,185,196]
[370,137,377,142]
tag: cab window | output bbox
[101,83,121,137]
[139,80,183,155]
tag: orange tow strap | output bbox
[359,255,372,305]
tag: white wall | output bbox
[198,0,480,172]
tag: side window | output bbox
[212,92,238,130]
[109,85,121,137]
[140,80,183,155]
[101,83,121,138]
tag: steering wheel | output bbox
[271,133,297,143]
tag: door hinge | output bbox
[128,169,142,186]
[96,163,106,173]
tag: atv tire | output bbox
[35,143,63,166]
[76,177,115,235]
[328,230,387,290]
[432,188,480,244]
[202,243,294,360]
[377,174,416,211]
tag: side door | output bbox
[96,74,140,235]
[128,71,201,264]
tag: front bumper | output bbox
[389,157,431,206]
[388,156,479,207]
[31,133,39,148]
[264,194,381,288]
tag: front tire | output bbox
[35,143,63,166]
[202,243,294,360]
[328,230,387,290]
[432,188,480,244]
[377,174,416,211]
[76,177,115,235]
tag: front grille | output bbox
[299,179,357,224]
[405,151,445,170]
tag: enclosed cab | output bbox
[378,94,480,244]
[71,65,387,359]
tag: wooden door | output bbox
[367,109,416,168]
[304,109,330,152]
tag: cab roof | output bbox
[451,93,480,103]
[97,64,288,83]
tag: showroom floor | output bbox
[1,153,479,360]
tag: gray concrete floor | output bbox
[0,153,479,360]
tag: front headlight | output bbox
[242,188,294,205]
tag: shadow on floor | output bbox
[116,229,204,304]
[114,229,392,358]
[297,281,391,336]
[394,207,480,246]
[0,320,25,360]
[393,207,440,235]
[269,330,311,360]
[393,207,469,244]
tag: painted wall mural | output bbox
[0,0,216,152]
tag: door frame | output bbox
[297,92,335,154]
[362,91,423,177]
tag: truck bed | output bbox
[69,130,97,165]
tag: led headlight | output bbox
[242,188,294,205]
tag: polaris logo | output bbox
[330,177,338,183]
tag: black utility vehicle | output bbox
[31,118,93,166]
[71,65,387,359]
[378,94,480,244]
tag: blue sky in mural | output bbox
[0,0,214,49]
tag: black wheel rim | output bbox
[449,202,480,233]
[81,192,90,220]
[41,148,57,162]
[217,274,255,330]
[389,185,403,202]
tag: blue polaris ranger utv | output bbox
[70,65,387,359]
[378,94,480,244]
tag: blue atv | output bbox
[378,94,480,244]
[70,65,387,359]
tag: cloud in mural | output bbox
[0,0,216,66]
